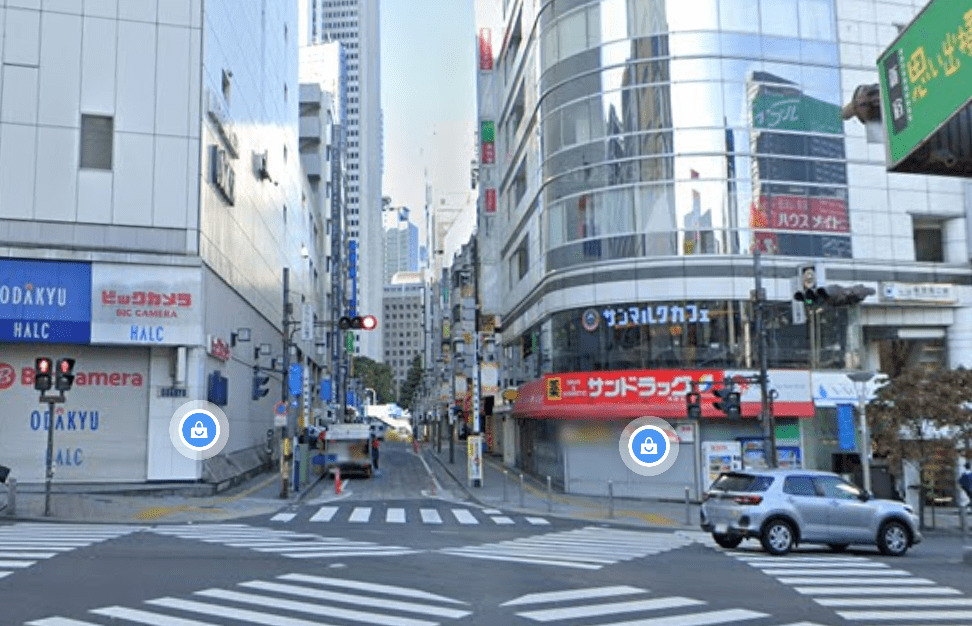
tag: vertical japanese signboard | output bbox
[478,28,493,70]
[481,121,495,164]
[878,0,972,168]
[484,188,497,213]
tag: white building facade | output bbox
[0,0,327,484]
[476,0,972,500]
[302,0,384,362]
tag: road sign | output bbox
[274,401,287,415]
[288,364,303,397]
[878,0,972,168]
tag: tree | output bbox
[351,356,395,404]
[398,354,423,411]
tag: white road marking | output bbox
[525,517,550,525]
[420,509,442,524]
[517,596,703,621]
[491,516,514,525]
[91,605,218,626]
[451,509,479,525]
[386,508,407,523]
[309,506,339,522]
[348,507,372,522]
[269,512,296,522]
[502,586,645,606]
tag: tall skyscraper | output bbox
[302,0,383,360]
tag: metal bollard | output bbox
[519,473,525,508]
[685,486,692,525]
[608,480,614,519]
[502,470,508,502]
[547,476,553,512]
[4,478,15,517]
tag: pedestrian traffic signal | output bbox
[685,391,702,420]
[252,368,270,400]
[712,386,741,420]
[34,357,53,392]
[55,358,75,392]
[794,286,829,306]
[338,315,378,330]
[793,284,875,307]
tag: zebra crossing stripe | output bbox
[197,587,440,626]
[517,596,703,622]
[0,551,60,558]
[483,509,502,514]
[816,598,972,608]
[837,609,972,622]
[387,508,407,523]
[759,568,910,576]
[278,573,469,604]
[309,506,338,522]
[778,576,937,586]
[0,560,36,568]
[491,516,514,525]
[451,509,478,525]
[349,507,372,522]
[420,509,443,524]
[147,597,322,626]
[601,608,767,625]
[270,512,296,522]
[237,580,471,619]
[0,572,12,579]
[794,586,961,596]
[26,618,102,626]
[440,549,603,570]
[501,586,645,607]
[525,517,550,525]
[92,605,218,625]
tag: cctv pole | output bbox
[753,248,777,468]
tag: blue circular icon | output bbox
[629,425,669,467]
[179,410,220,451]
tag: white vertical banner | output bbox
[467,435,483,486]
[301,303,313,342]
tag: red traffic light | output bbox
[36,357,51,374]
[360,315,378,330]
[58,358,75,374]
[34,357,53,392]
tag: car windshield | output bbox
[710,473,774,492]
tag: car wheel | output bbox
[877,520,910,556]
[713,533,743,549]
[760,519,795,556]
[827,543,849,553]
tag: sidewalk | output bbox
[421,438,698,530]
[421,437,972,536]
[0,468,322,524]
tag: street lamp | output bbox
[847,371,876,493]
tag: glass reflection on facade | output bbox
[537,0,847,271]
[550,300,851,374]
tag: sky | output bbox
[380,0,478,243]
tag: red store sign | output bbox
[207,335,231,362]
[513,368,814,420]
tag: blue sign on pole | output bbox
[319,378,332,402]
[837,404,856,451]
[0,259,91,343]
[288,364,303,397]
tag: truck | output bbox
[312,423,375,478]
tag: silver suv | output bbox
[700,469,922,556]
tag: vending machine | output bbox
[701,441,742,489]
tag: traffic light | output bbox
[34,357,53,392]
[252,368,270,400]
[712,386,741,420]
[794,286,829,306]
[793,284,875,307]
[338,315,378,330]
[55,358,75,391]
[685,391,702,420]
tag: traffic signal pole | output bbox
[280,267,291,499]
[753,248,777,468]
[43,396,56,516]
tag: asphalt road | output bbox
[3,442,972,625]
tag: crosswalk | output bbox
[151,523,421,559]
[730,551,972,623]
[0,523,139,581]
[26,572,473,625]
[439,525,694,570]
[270,504,551,527]
[501,585,825,625]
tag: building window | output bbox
[79,115,113,170]
[914,220,944,262]
[511,235,529,283]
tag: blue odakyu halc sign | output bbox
[0,259,91,343]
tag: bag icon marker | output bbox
[641,437,657,455]
[190,421,208,439]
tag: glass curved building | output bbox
[475,0,972,498]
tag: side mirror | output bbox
[858,490,871,502]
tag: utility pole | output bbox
[753,248,777,468]
[280,267,292,498]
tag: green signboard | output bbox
[878,0,972,168]
[751,92,842,135]
[481,120,495,143]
